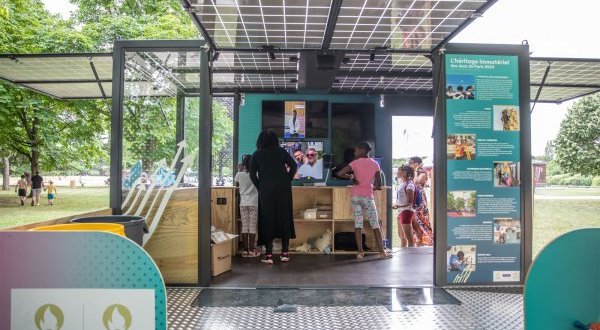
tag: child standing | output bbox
[393,165,416,247]
[15,175,28,206]
[46,180,57,206]
[337,141,391,259]
[234,155,260,257]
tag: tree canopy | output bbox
[554,94,600,176]
[0,0,228,179]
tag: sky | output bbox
[41,0,599,156]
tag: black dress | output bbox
[249,146,297,246]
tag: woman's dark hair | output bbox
[21,175,25,179]
[343,148,355,164]
[409,156,423,165]
[241,154,252,172]
[256,130,279,149]
[400,165,415,180]
[356,141,372,153]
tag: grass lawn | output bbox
[534,187,600,196]
[0,187,109,230]
[533,199,600,257]
[390,191,600,259]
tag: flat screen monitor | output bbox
[280,141,324,180]
[331,103,375,160]
[262,101,328,139]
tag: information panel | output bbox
[445,54,522,284]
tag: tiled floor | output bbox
[167,287,524,330]
[211,247,434,288]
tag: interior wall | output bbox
[237,93,434,243]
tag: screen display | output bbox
[262,101,329,138]
[280,141,324,179]
[331,103,375,159]
[284,101,306,138]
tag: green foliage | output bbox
[592,176,600,187]
[546,174,593,186]
[0,0,199,175]
[554,94,600,176]
[546,161,562,176]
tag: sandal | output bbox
[261,254,274,264]
[241,251,249,258]
[380,252,393,260]
[356,252,365,259]
[247,251,260,258]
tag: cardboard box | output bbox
[211,239,233,276]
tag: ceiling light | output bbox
[289,55,298,63]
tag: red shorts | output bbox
[397,210,415,225]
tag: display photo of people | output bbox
[280,141,324,179]
[446,75,475,100]
[447,134,476,160]
[447,245,477,272]
[494,218,521,244]
[493,105,520,131]
[494,161,520,187]
[284,101,306,138]
[447,190,476,217]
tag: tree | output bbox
[544,140,556,161]
[554,94,600,176]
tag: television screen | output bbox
[262,101,329,139]
[284,101,306,138]
[280,141,324,179]
[262,101,285,137]
[331,103,375,160]
[305,101,328,138]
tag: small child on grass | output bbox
[45,180,57,206]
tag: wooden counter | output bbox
[290,186,388,254]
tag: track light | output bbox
[262,45,277,61]
[290,78,298,83]
[369,52,375,61]
[211,51,220,62]
[342,57,350,64]
[269,52,276,61]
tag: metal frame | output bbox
[110,39,210,287]
[433,43,532,287]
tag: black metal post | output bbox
[110,42,125,215]
[232,93,240,175]
[432,50,447,287]
[198,48,213,287]
[175,92,185,173]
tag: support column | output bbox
[198,48,213,287]
[110,43,125,215]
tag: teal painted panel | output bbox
[238,93,380,160]
[524,228,600,329]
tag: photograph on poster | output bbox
[447,134,476,160]
[494,161,520,187]
[447,190,476,217]
[494,218,521,244]
[446,75,475,100]
[493,105,520,131]
[284,101,306,138]
[281,141,324,179]
[447,245,477,272]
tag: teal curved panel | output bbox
[524,228,600,329]
[0,231,167,329]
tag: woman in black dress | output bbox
[249,130,297,264]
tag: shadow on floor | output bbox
[210,247,434,288]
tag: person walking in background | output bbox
[393,165,417,247]
[15,175,28,206]
[235,155,260,258]
[337,141,391,260]
[408,157,433,246]
[250,130,297,264]
[30,171,44,206]
[45,180,57,206]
